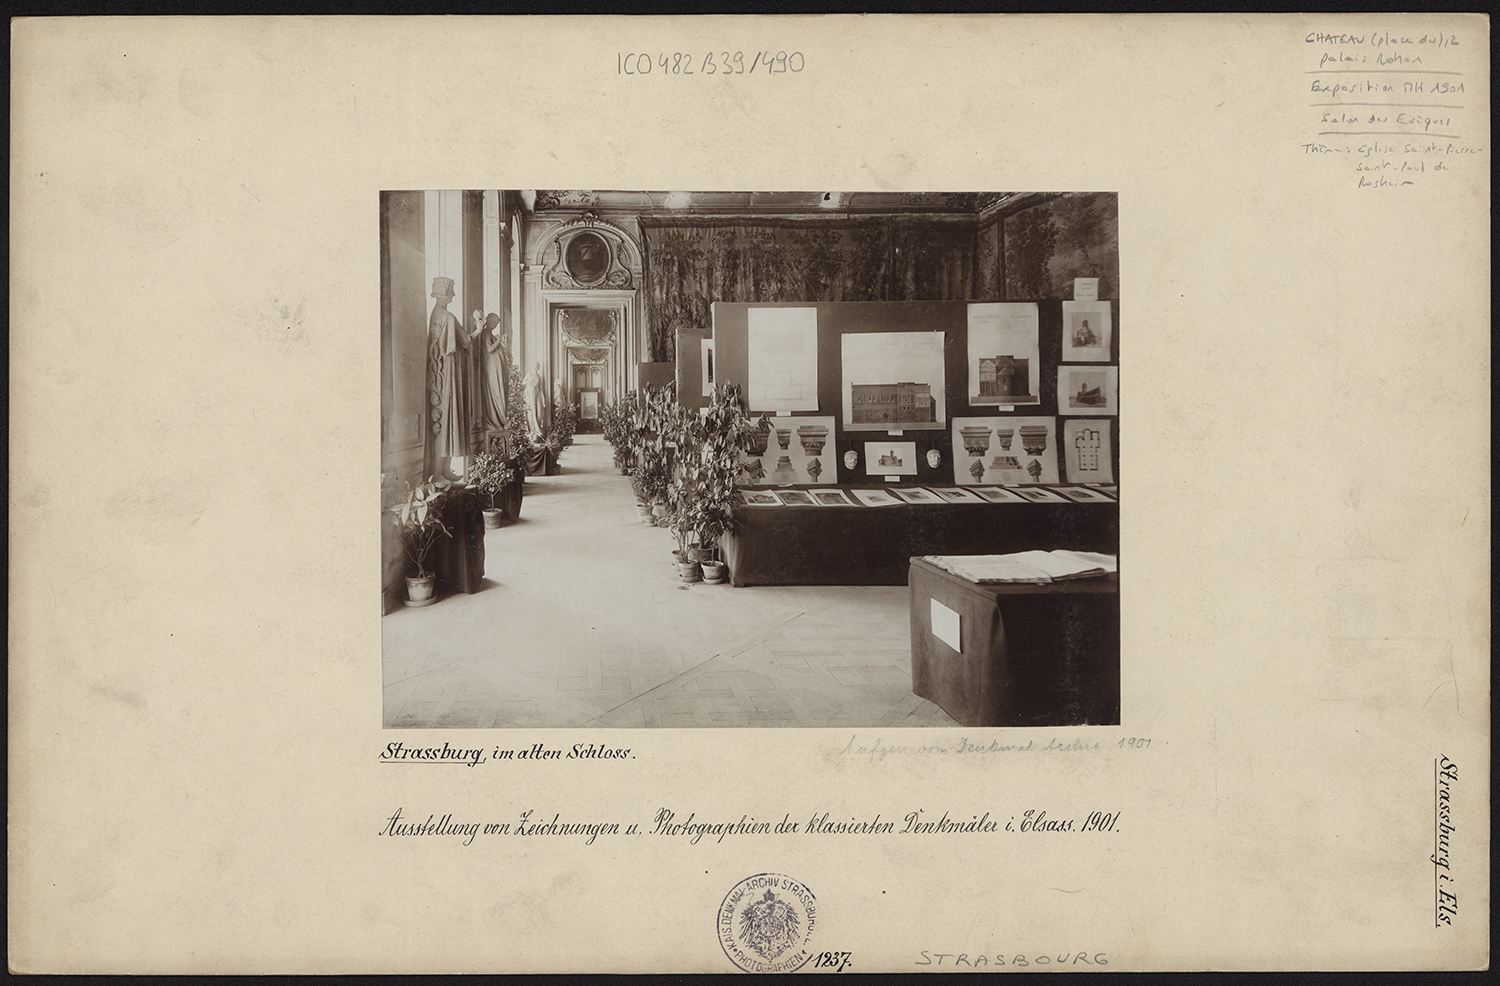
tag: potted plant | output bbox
[603,391,639,474]
[694,384,757,584]
[629,465,665,524]
[542,385,579,475]
[629,384,675,524]
[390,476,454,606]
[664,470,704,582]
[468,447,517,529]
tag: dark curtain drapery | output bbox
[641,219,977,362]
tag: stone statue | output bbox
[427,277,480,466]
[523,362,546,436]
[476,311,509,430]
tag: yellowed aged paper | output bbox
[9,14,1488,973]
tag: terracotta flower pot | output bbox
[675,560,702,583]
[481,508,504,529]
[688,546,714,563]
[702,560,727,584]
[636,503,653,524]
[404,574,437,607]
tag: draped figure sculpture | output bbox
[426,277,482,473]
[475,311,510,431]
[522,362,546,437]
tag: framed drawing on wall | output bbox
[1061,301,1113,361]
[1057,365,1118,415]
[967,303,1041,406]
[737,415,836,486]
[842,331,947,431]
[862,441,918,477]
[747,307,819,411]
[700,338,715,397]
[1062,418,1115,484]
[950,416,1060,485]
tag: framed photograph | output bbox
[1057,365,1118,415]
[848,488,902,507]
[737,415,836,486]
[862,441,918,477]
[811,489,854,506]
[775,489,815,506]
[970,486,1028,503]
[889,487,941,504]
[841,331,947,431]
[1055,485,1117,503]
[1014,486,1067,503]
[741,490,783,506]
[1061,300,1113,361]
[747,307,819,411]
[967,302,1041,406]
[950,416,1060,485]
[926,486,982,503]
[1062,418,1115,484]
[700,338,715,398]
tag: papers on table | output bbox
[925,487,982,503]
[969,486,1027,503]
[927,550,1118,584]
[849,488,902,507]
[741,486,1118,507]
[1055,486,1116,503]
[1012,487,1066,503]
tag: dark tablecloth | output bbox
[431,488,487,596]
[719,489,1118,587]
[908,557,1120,727]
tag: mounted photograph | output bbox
[381,190,1120,730]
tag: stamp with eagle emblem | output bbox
[717,873,817,973]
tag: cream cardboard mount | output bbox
[8,13,1489,975]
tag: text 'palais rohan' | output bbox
[1301,27,1480,189]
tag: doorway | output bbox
[571,359,608,431]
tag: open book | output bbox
[926,550,1118,584]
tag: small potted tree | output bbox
[542,385,579,475]
[629,384,675,524]
[467,447,517,529]
[694,384,758,584]
[665,469,704,582]
[390,476,454,605]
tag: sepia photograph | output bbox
[382,190,1121,731]
[12,14,1486,976]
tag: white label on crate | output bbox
[930,599,961,652]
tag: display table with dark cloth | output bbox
[908,557,1119,727]
[430,488,487,596]
[719,489,1118,587]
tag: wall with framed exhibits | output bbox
[711,296,1119,491]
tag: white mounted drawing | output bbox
[1061,301,1112,362]
[747,307,819,411]
[967,303,1040,406]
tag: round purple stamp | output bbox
[717,872,817,973]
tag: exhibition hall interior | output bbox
[381,190,1120,730]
